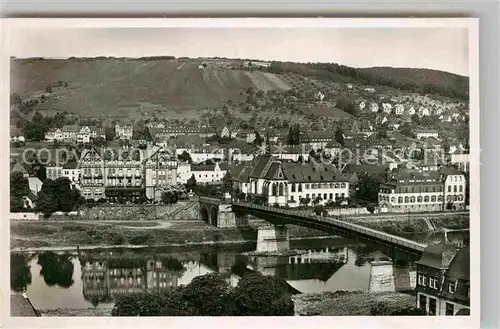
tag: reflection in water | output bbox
[11,253,32,292]
[11,239,424,310]
[80,252,187,306]
[38,252,74,288]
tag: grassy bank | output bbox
[10,220,335,250]
[40,308,113,317]
[292,291,415,316]
[351,217,430,235]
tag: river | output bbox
[11,230,469,312]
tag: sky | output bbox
[8,27,469,76]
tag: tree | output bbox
[11,253,32,292]
[356,173,380,203]
[182,273,234,316]
[231,273,294,316]
[45,84,53,93]
[314,205,327,216]
[222,171,233,195]
[335,129,345,146]
[299,196,311,207]
[366,204,376,214]
[37,252,74,288]
[105,126,116,141]
[161,191,179,204]
[10,172,30,212]
[186,174,197,193]
[286,124,301,145]
[253,131,263,147]
[35,178,81,217]
[178,151,192,164]
[400,123,413,137]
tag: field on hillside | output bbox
[11,58,291,117]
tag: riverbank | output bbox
[10,219,337,251]
[292,291,415,316]
[37,291,416,317]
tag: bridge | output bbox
[231,201,427,261]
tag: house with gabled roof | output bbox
[231,154,349,207]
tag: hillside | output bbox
[358,66,469,95]
[10,58,291,117]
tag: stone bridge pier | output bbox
[256,225,290,253]
[198,197,249,228]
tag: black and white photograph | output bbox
[2,18,479,327]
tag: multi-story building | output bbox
[231,154,349,207]
[46,162,63,180]
[115,123,134,140]
[416,244,470,316]
[62,161,81,189]
[103,147,145,201]
[61,125,80,142]
[299,131,338,150]
[451,152,470,173]
[150,127,216,140]
[144,146,178,201]
[80,148,105,201]
[378,166,466,213]
[190,162,229,185]
[10,128,25,143]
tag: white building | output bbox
[382,103,392,114]
[62,162,81,189]
[370,103,379,113]
[45,128,63,142]
[408,107,416,115]
[358,101,366,111]
[115,123,134,140]
[190,162,229,185]
[450,152,470,173]
[415,130,439,140]
[395,104,405,115]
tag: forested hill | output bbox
[268,62,469,101]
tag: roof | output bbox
[62,161,79,169]
[445,246,470,281]
[11,161,29,175]
[281,161,348,183]
[61,125,80,132]
[439,166,464,177]
[248,154,274,179]
[416,243,458,269]
[384,169,441,185]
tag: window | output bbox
[458,195,463,201]
[447,195,452,202]
[298,184,302,192]
[290,195,294,201]
[431,196,437,202]
[410,196,415,203]
[438,195,443,202]
[398,197,403,203]
[391,197,396,203]
[424,196,429,202]
[305,184,310,189]
[404,197,409,203]
[428,298,437,316]
[459,185,463,192]
[419,294,427,311]
[312,194,316,199]
[445,303,454,316]
[291,183,296,192]
[418,274,426,286]
[341,193,345,198]
[341,183,346,188]
[429,277,438,289]
[449,282,456,294]
[453,185,457,193]
[448,186,451,192]
[417,196,423,203]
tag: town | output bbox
[10,56,471,318]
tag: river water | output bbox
[11,230,469,311]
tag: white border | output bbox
[0,18,480,329]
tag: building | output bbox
[62,161,81,189]
[28,176,43,195]
[176,161,192,185]
[370,103,379,113]
[378,166,466,213]
[10,128,25,143]
[144,146,178,201]
[79,148,105,201]
[416,244,470,316]
[382,103,392,114]
[45,128,63,142]
[61,125,80,142]
[451,152,470,173]
[271,144,312,162]
[190,162,229,185]
[11,161,30,178]
[115,123,134,140]
[415,129,439,140]
[300,131,337,150]
[150,127,216,140]
[231,154,349,207]
[395,104,405,115]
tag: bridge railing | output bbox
[232,202,426,251]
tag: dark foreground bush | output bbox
[111,272,294,316]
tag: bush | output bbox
[402,225,415,233]
[370,302,390,315]
[366,204,376,214]
[112,234,125,245]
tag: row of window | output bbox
[448,185,464,193]
[418,274,457,294]
[289,193,346,201]
[381,194,464,204]
[394,185,444,193]
[290,182,347,192]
